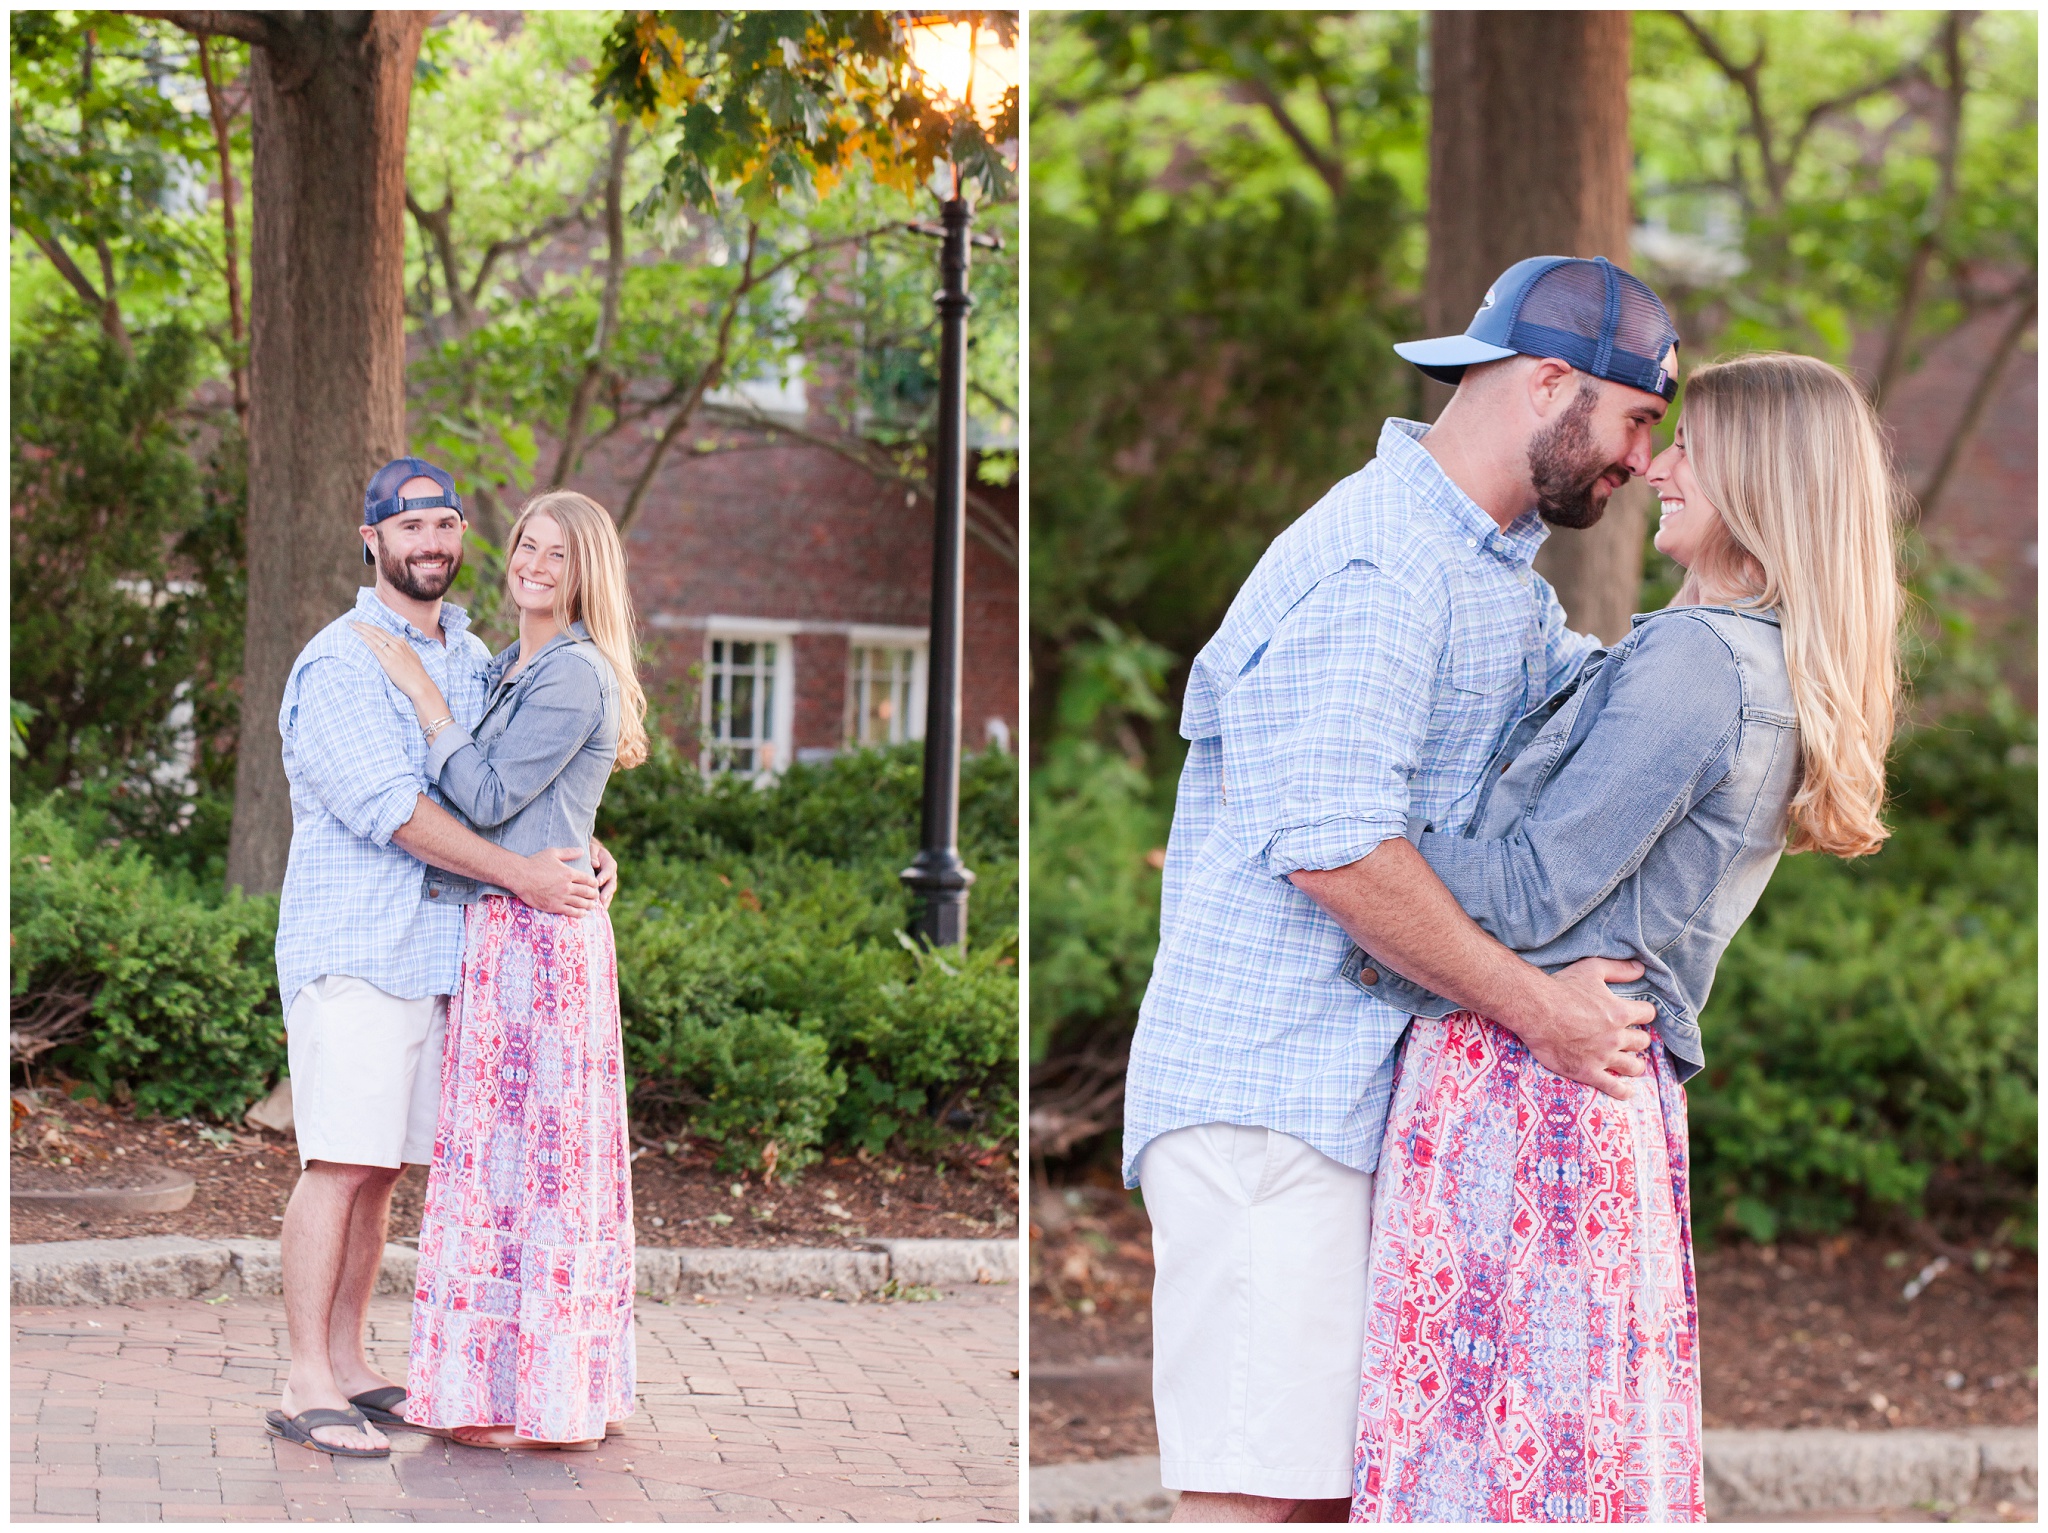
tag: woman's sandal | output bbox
[347,1386,411,1427]
[264,1407,389,1459]
[450,1424,602,1452]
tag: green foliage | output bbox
[1030,11,1424,669]
[11,798,282,1119]
[1631,11,2036,368]
[11,316,246,864]
[593,11,1016,212]
[1692,701,2037,1246]
[601,737,1019,1177]
[404,13,1017,592]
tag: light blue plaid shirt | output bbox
[275,588,493,1018]
[1122,419,1597,1186]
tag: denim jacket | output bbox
[419,621,621,903]
[1344,604,1800,1081]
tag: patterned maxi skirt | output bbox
[405,896,636,1442]
[1351,1012,1703,1523]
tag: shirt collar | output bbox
[354,585,471,642]
[1376,418,1551,570]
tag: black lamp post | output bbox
[900,185,992,948]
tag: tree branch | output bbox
[404,190,468,328]
[611,221,907,535]
[131,10,273,45]
[615,221,761,536]
[1671,12,1784,207]
[21,223,132,358]
[1875,13,1972,409]
[1911,294,2035,525]
[550,121,632,488]
[197,34,247,427]
[700,401,1019,568]
[1240,76,1344,199]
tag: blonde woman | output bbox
[1345,354,1903,1522]
[352,490,650,1451]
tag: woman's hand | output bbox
[349,621,450,726]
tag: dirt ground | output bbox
[1029,1177,2038,1466]
[9,1089,1018,1249]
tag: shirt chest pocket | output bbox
[1445,586,1539,700]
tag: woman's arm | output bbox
[348,622,454,737]
[1417,614,1745,951]
[425,654,603,828]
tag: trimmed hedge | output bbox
[11,801,283,1119]
[12,740,1020,1180]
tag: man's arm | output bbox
[391,797,598,916]
[1291,838,1656,1101]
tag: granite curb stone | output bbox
[10,1234,1017,1307]
[1027,1432,2039,1522]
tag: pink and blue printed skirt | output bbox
[406,896,636,1443]
[1352,1012,1703,1523]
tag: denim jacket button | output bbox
[1358,967,1380,985]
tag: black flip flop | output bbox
[264,1406,389,1459]
[348,1386,411,1427]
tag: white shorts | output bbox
[285,975,446,1169]
[1139,1122,1375,1500]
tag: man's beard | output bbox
[376,536,462,601]
[1528,380,1628,530]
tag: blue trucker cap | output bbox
[362,456,464,565]
[1394,255,1681,402]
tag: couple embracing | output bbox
[1125,257,1905,1523]
[265,458,650,1456]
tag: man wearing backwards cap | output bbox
[266,458,619,1457]
[1122,256,1681,1520]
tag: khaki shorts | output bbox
[285,975,446,1169]
[1139,1122,1375,1500]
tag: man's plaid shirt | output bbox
[1122,419,1597,1186]
[274,588,492,1018]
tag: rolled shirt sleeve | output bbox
[1221,562,1446,878]
[1416,613,1743,950]
[285,657,426,848]
[427,656,601,829]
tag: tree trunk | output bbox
[1425,11,1647,643]
[224,12,427,895]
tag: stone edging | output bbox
[1026,1436,2039,1522]
[10,1234,1017,1308]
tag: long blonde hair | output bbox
[1680,352,1904,857]
[507,490,649,770]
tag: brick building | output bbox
[556,399,1019,774]
[1857,309,2037,703]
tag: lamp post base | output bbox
[901,850,977,950]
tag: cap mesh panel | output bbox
[1509,261,1679,395]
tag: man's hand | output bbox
[1290,837,1657,1101]
[1520,957,1658,1102]
[589,836,618,911]
[510,847,600,916]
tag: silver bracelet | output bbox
[422,715,455,742]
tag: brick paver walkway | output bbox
[12,1286,1018,1522]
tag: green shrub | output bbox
[600,740,1021,1177]
[1691,703,2037,1246]
[1027,738,1166,1065]
[12,797,282,1118]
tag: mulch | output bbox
[8,1090,1017,1249]
[1028,1174,2038,1466]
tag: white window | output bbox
[702,627,796,777]
[845,629,927,748]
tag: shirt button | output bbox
[1466,537,1477,547]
